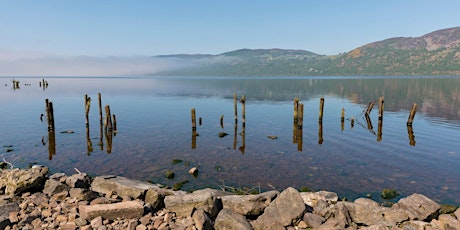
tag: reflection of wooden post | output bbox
[98,93,103,123]
[106,130,112,153]
[84,94,91,127]
[45,100,55,131]
[239,125,246,154]
[365,114,374,131]
[241,95,246,127]
[191,108,196,131]
[319,98,324,122]
[233,124,237,150]
[407,125,416,146]
[192,130,197,149]
[407,103,417,126]
[297,125,303,151]
[318,120,323,144]
[351,116,354,129]
[86,125,93,155]
[377,119,383,142]
[365,102,374,116]
[234,93,238,124]
[48,130,56,160]
[341,108,345,132]
[112,114,117,134]
[378,96,384,120]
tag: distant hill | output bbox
[155,27,460,76]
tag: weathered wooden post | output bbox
[341,108,345,132]
[45,99,55,131]
[365,102,374,116]
[293,98,299,123]
[241,95,246,127]
[98,93,103,123]
[48,129,56,160]
[378,96,384,120]
[407,103,417,126]
[112,114,117,133]
[407,125,416,146]
[191,108,196,131]
[105,105,112,132]
[234,93,238,124]
[319,98,325,122]
[84,94,91,127]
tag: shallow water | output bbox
[1,76,459,204]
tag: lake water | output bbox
[1,76,459,205]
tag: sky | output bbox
[1,0,459,76]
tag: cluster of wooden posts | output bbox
[43,93,117,160]
[10,78,48,90]
[191,93,247,153]
[191,94,418,153]
[39,78,49,90]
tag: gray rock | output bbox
[69,188,98,201]
[79,200,144,220]
[0,167,48,195]
[192,209,214,230]
[303,212,325,228]
[221,190,278,216]
[43,179,70,196]
[251,187,305,229]
[435,213,460,229]
[347,198,384,226]
[91,175,174,200]
[0,203,19,229]
[164,188,222,218]
[66,173,91,189]
[214,209,252,230]
[144,188,163,210]
[320,202,354,229]
[393,193,441,221]
[300,190,338,207]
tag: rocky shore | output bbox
[1,166,459,230]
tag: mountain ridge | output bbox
[155,26,460,76]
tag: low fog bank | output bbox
[0,54,238,77]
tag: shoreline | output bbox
[1,166,459,229]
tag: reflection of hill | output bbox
[161,77,460,122]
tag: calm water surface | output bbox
[1,76,459,205]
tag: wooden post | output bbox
[293,98,299,123]
[199,117,202,126]
[105,105,112,131]
[341,108,345,132]
[319,98,324,122]
[84,94,91,127]
[48,129,56,160]
[365,102,374,116]
[234,93,238,124]
[407,103,417,126]
[98,93,103,123]
[241,95,246,127]
[318,120,323,144]
[220,115,224,129]
[86,125,93,155]
[46,100,55,131]
[191,108,196,131]
[378,96,384,120]
[112,114,117,133]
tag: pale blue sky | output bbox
[1,0,459,58]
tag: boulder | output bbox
[0,203,19,229]
[164,188,222,218]
[320,202,354,229]
[221,190,278,216]
[214,209,252,230]
[144,188,163,210]
[91,175,174,200]
[192,209,213,230]
[303,212,325,228]
[0,167,48,195]
[393,193,441,221]
[251,187,305,229]
[300,190,338,207]
[79,200,144,220]
[69,188,98,201]
[43,178,69,196]
[435,213,460,229]
[66,173,91,188]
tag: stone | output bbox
[347,198,385,226]
[320,202,353,229]
[300,190,338,207]
[164,188,222,218]
[91,175,173,199]
[66,173,91,189]
[50,190,68,201]
[436,213,460,229]
[127,220,138,230]
[192,209,213,230]
[74,217,88,226]
[393,193,441,221]
[0,167,48,195]
[69,188,98,201]
[303,212,325,228]
[399,220,432,229]
[90,216,103,229]
[251,187,305,229]
[43,179,69,196]
[214,209,252,230]
[221,190,278,216]
[359,223,389,230]
[455,208,460,220]
[316,218,347,230]
[0,203,19,229]
[79,200,144,220]
[144,188,162,210]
